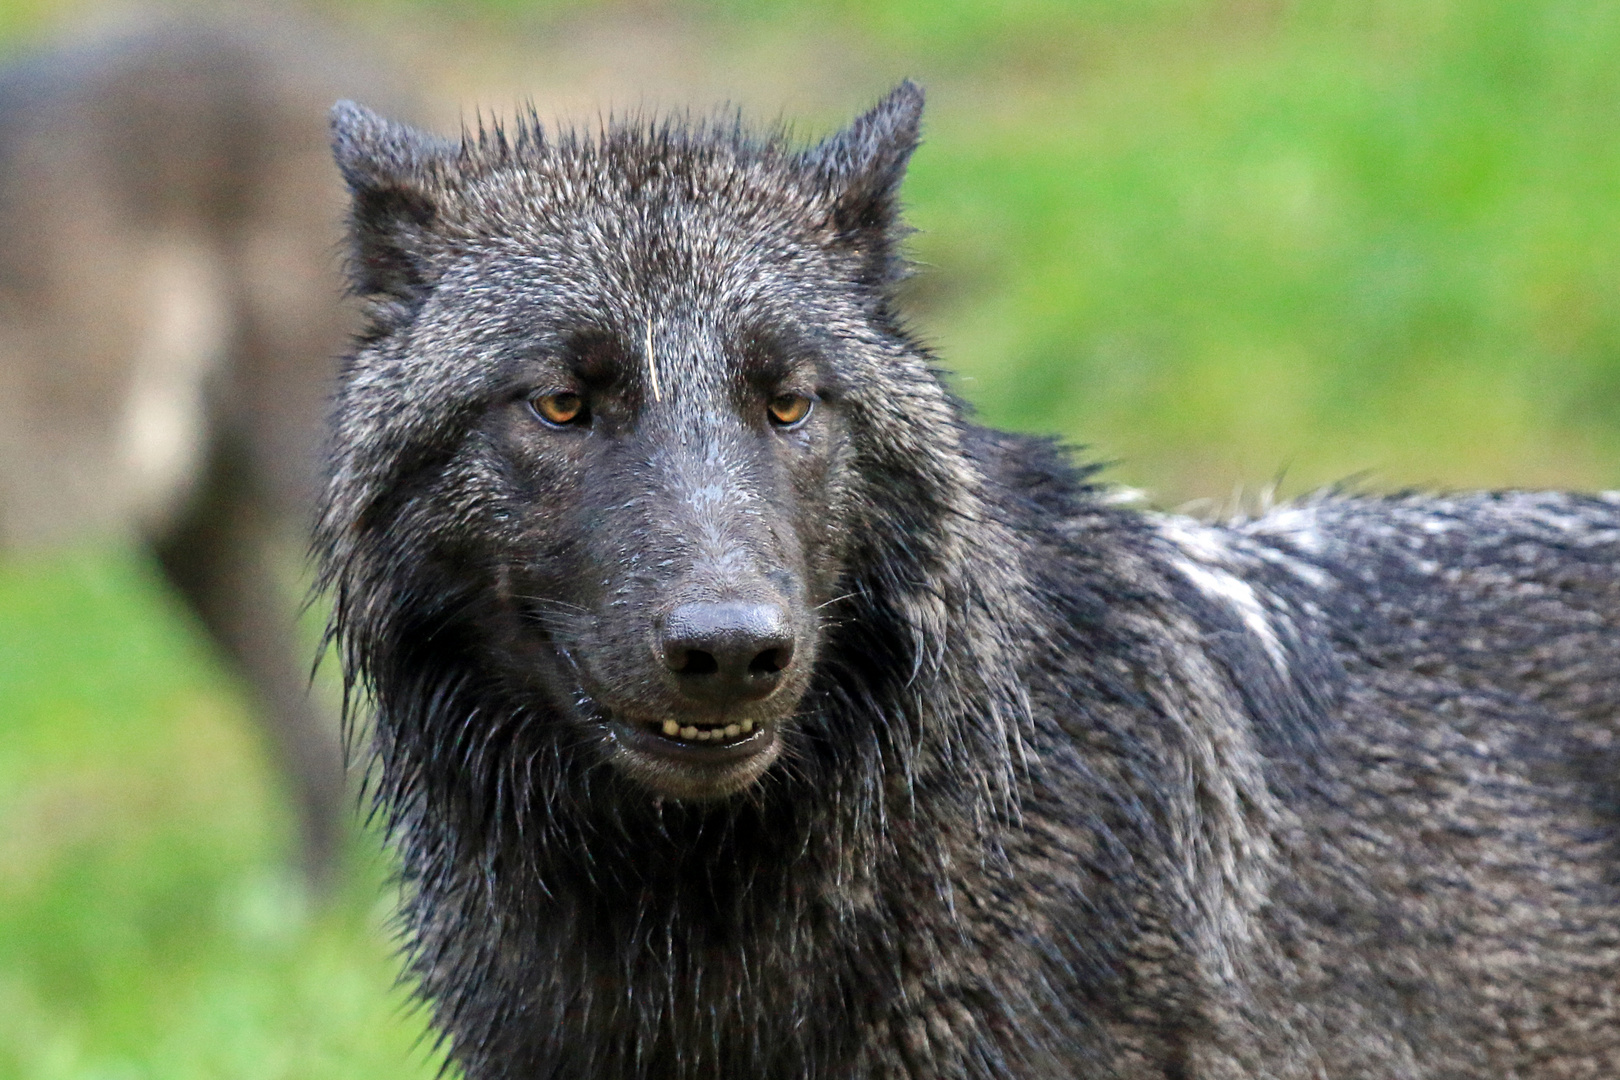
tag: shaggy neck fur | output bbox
[330,409,1061,1077]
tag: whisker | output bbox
[511,594,592,614]
[510,594,598,643]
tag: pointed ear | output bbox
[805,81,924,238]
[330,101,453,303]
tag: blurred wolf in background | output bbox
[0,21,392,884]
[321,85,1620,1077]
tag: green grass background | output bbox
[3,0,1620,1076]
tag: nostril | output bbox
[677,650,719,676]
[747,644,792,676]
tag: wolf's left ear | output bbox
[330,101,455,304]
[805,81,924,242]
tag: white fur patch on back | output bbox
[1244,504,1326,556]
[1156,517,1289,671]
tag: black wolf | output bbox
[321,85,1620,1078]
[0,21,395,883]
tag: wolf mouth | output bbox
[651,717,758,745]
[613,717,777,771]
[538,619,784,761]
[551,642,777,766]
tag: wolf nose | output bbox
[660,601,795,705]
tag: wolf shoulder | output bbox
[1136,484,1620,772]
[1231,488,1620,704]
[973,427,1620,728]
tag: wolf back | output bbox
[320,87,1620,1077]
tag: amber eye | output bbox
[532,392,585,427]
[767,393,814,427]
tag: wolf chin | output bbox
[321,85,1620,1078]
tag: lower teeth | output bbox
[656,718,756,742]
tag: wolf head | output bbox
[321,86,1050,1075]
[320,84,1013,804]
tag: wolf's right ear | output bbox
[330,101,452,302]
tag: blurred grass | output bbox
[0,551,442,1080]
[886,0,1620,499]
[3,0,1619,1076]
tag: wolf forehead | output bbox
[329,86,922,305]
[325,87,928,471]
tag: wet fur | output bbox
[321,88,1620,1077]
